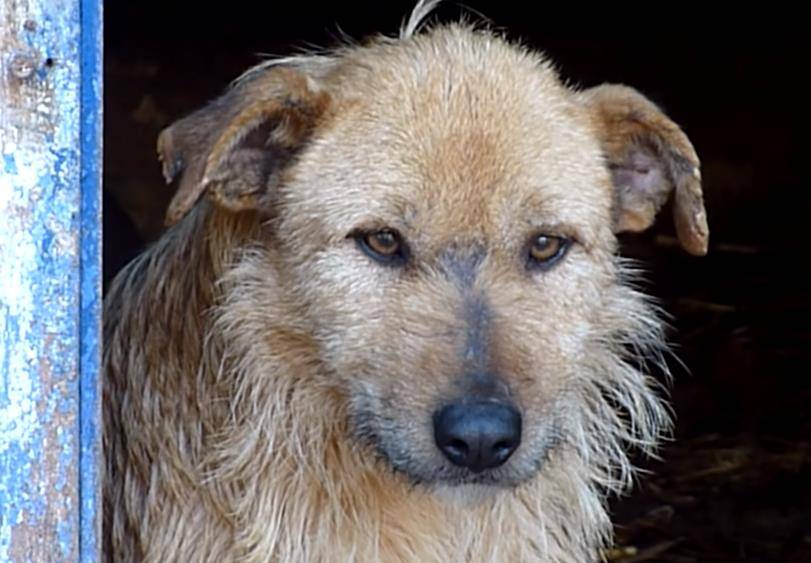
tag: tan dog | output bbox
[103,3,708,561]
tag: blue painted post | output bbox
[0,0,102,561]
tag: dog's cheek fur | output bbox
[297,250,472,473]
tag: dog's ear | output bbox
[157,65,331,225]
[576,84,708,255]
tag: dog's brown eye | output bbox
[356,229,407,265]
[528,235,569,268]
[366,231,399,255]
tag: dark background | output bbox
[104,3,811,561]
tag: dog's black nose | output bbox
[433,401,521,472]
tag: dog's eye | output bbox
[356,229,407,265]
[528,235,569,268]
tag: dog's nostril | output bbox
[433,401,522,473]
[493,440,512,453]
[491,440,516,463]
[442,438,469,465]
[447,439,469,456]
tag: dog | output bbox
[103,2,709,561]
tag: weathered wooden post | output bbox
[0,0,102,560]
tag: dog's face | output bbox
[159,26,707,489]
[277,43,618,487]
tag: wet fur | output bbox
[105,202,669,561]
[104,5,705,561]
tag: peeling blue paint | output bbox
[0,0,102,561]
[3,154,18,175]
[58,517,75,559]
[79,0,103,560]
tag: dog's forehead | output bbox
[293,27,614,244]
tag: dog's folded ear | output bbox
[157,65,332,225]
[576,84,708,255]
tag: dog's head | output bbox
[159,21,707,491]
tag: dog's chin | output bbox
[431,481,507,507]
[383,455,541,491]
[360,438,552,493]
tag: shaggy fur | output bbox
[104,4,708,561]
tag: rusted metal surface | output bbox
[0,0,102,561]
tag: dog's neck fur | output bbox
[105,204,665,562]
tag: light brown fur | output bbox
[104,6,708,562]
